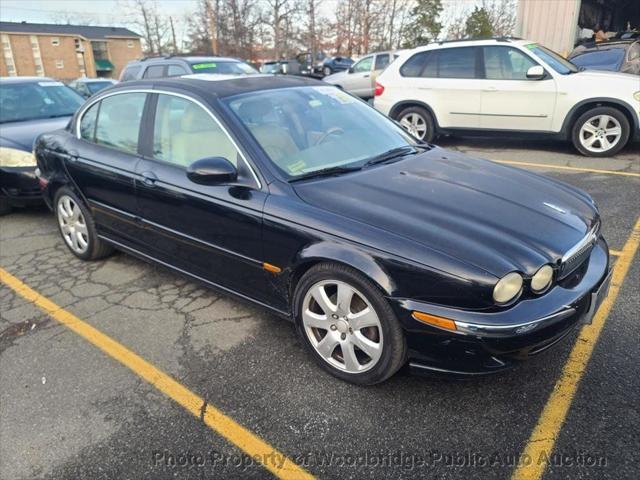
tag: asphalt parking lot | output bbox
[1,138,638,480]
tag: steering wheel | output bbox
[314,126,345,145]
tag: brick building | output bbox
[0,21,142,80]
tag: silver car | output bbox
[323,51,404,99]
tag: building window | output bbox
[51,37,60,46]
[56,60,64,69]
[91,41,108,60]
[127,40,134,48]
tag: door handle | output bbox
[482,87,498,92]
[140,171,158,187]
[363,74,370,78]
[66,150,79,162]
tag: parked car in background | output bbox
[260,60,288,74]
[119,56,258,81]
[315,56,354,77]
[324,51,403,99]
[0,77,84,215]
[36,74,610,384]
[569,40,640,75]
[375,38,640,157]
[69,78,118,98]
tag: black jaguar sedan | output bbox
[35,75,611,384]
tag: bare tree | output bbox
[482,0,517,37]
[120,0,172,54]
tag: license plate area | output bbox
[580,269,612,325]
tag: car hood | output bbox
[0,116,71,151]
[323,71,349,84]
[570,69,640,87]
[293,148,599,277]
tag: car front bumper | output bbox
[0,166,42,207]
[389,236,610,376]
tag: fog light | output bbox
[493,272,523,304]
[531,264,554,293]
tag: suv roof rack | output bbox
[436,36,522,45]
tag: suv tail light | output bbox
[374,82,385,96]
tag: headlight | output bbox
[634,91,640,102]
[531,264,554,293]
[493,272,523,304]
[0,147,36,168]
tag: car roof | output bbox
[0,76,58,83]
[132,56,243,65]
[76,78,117,82]
[410,38,531,53]
[574,40,636,52]
[105,73,325,98]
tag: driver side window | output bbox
[152,94,239,168]
[483,47,538,80]
[353,56,373,73]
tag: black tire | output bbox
[323,66,332,77]
[395,105,436,143]
[0,195,11,216]
[571,106,630,157]
[293,262,407,385]
[53,186,113,261]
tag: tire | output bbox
[54,187,113,261]
[323,66,332,77]
[293,262,407,385]
[395,106,436,143]
[571,106,630,157]
[0,195,11,216]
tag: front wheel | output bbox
[323,66,332,76]
[396,106,435,142]
[572,107,630,157]
[294,263,407,385]
[54,187,113,261]
[0,196,11,216]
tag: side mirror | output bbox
[347,66,354,74]
[526,65,546,80]
[187,157,237,185]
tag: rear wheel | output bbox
[54,187,113,261]
[294,263,407,385]
[572,107,630,157]
[396,106,435,142]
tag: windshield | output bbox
[526,44,579,74]
[0,81,84,123]
[190,61,258,75]
[261,63,281,74]
[225,86,416,178]
[86,81,114,93]
[571,49,625,71]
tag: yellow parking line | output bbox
[609,249,622,257]
[512,217,640,480]
[494,160,640,178]
[0,267,314,480]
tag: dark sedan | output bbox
[569,40,640,75]
[315,56,354,77]
[1,77,84,215]
[35,75,610,384]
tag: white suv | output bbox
[374,38,640,157]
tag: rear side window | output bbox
[375,54,390,70]
[167,64,188,77]
[437,47,477,78]
[120,65,140,81]
[400,52,430,77]
[79,102,99,141]
[143,65,165,78]
[94,93,147,154]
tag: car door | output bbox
[399,47,484,128]
[343,55,374,97]
[134,92,269,301]
[63,91,148,247]
[478,46,557,131]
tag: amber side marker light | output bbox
[263,262,282,274]
[412,311,457,331]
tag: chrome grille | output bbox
[559,222,600,279]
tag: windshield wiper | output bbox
[289,164,362,182]
[363,146,418,168]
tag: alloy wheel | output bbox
[579,114,622,154]
[399,112,427,140]
[57,195,89,254]
[302,280,383,373]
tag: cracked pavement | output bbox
[1,139,639,479]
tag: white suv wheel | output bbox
[579,114,622,154]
